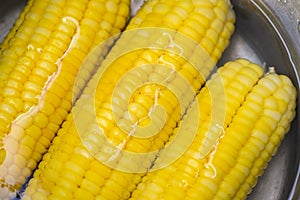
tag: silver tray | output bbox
[0,0,300,199]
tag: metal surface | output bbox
[0,0,26,43]
[0,0,300,199]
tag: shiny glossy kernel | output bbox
[74,188,94,200]
[180,25,200,41]
[200,37,214,54]
[214,7,226,21]
[55,178,76,193]
[58,100,71,113]
[64,7,84,20]
[128,103,151,120]
[48,112,63,126]
[97,116,114,131]
[6,78,24,91]
[133,95,154,110]
[81,178,100,195]
[32,112,48,129]
[0,103,17,119]
[3,98,22,115]
[18,145,32,159]
[32,68,51,82]
[44,92,61,108]
[25,81,43,94]
[46,122,60,133]
[40,101,55,115]
[26,125,42,140]
[65,161,85,176]
[164,13,183,29]
[38,135,51,147]
[102,179,124,195]
[37,60,57,75]
[118,2,130,17]
[48,191,72,200]
[10,70,29,84]
[104,12,116,25]
[106,1,118,14]
[0,149,7,163]
[30,33,48,47]
[152,3,169,14]
[206,29,219,45]
[274,87,291,103]
[3,87,21,98]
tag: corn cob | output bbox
[22,0,236,199]
[0,0,51,92]
[130,59,264,199]
[129,59,296,200]
[0,0,35,54]
[184,67,296,200]
[0,0,130,199]
[213,69,297,200]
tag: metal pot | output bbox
[0,0,299,199]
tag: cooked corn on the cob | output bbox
[1,0,296,199]
[130,59,265,200]
[0,0,130,198]
[130,59,296,200]
[22,0,236,199]
[0,0,35,55]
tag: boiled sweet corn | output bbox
[130,59,297,200]
[0,0,130,199]
[0,0,35,54]
[22,0,235,199]
[130,59,264,199]
[212,69,296,200]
